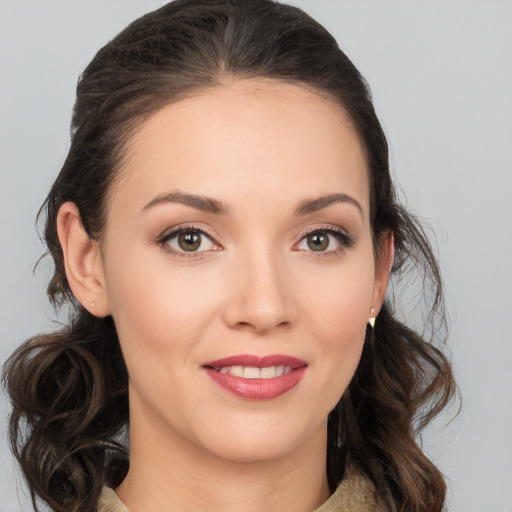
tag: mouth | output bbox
[208,365,294,378]
[202,355,308,400]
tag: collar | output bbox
[98,469,378,512]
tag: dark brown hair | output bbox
[3,1,457,511]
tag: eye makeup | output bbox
[156,222,355,261]
[157,224,221,260]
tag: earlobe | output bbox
[371,231,395,314]
[56,202,110,317]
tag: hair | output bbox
[3,1,457,511]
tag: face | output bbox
[99,80,389,463]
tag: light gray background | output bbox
[1,1,511,510]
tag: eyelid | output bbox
[294,224,355,254]
[156,222,354,260]
[296,223,350,239]
[157,224,222,259]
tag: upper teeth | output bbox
[218,366,292,379]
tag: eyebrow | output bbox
[143,191,363,217]
[143,191,231,215]
[294,193,363,217]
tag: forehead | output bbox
[113,79,370,220]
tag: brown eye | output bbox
[162,227,217,256]
[307,232,329,251]
[295,227,354,255]
[178,231,202,252]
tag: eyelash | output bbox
[298,226,355,258]
[157,224,355,260]
[158,225,219,260]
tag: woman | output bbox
[3,0,456,511]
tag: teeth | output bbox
[243,367,260,379]
[230,365,244,377]
[217,366,293,379]
[260,366,277,379]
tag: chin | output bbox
[205,436,301,464]
[191,414,325,464]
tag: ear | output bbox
[56,202,110,317]
[371,230,395,315]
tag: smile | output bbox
[202,355,307,400]
[213,365,293,379]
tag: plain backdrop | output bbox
[1,1,511,510]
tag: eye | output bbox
[295,227,354,254]
[159,226,219,257]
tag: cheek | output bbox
[301,253,374,334]
[104,263,213,415]
[299,255,374,402]
[103,247,212,353]
[103,251,234,391]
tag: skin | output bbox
[57,79,393,512]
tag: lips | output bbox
[202,354,307,400]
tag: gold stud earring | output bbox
[369,307,376,328]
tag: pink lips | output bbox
[202,354,308,400]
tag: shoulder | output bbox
[314,467,384,512]
[97,470,384,512]
[97,486,130,512]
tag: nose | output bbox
[222,246,298,334]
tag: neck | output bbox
[117,397,330,512]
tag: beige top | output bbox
[97,470,380,512]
